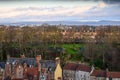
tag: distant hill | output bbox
[1,20,120,26]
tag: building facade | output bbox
[63,62,92,80]
[5,55,62,80]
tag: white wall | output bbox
[112,78,120,80]
[106,78,120,80]
[75,71,90,80]
[63,70,76,80]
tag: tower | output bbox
[55,57,60,65]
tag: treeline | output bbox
[0,25,120,71]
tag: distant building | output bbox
[90,70,106,80]
[75,64,91,80]
[40,57,62,80]
[26,67,38,80]
[15,64,24,79]
[106,71,120,80]
[4,55,120,80]
[63,63,78,80]
[63,62,93,80]
[0,66,4,80]
[90,70,120,80]
[5,62,12,78]
[6,55,62,80]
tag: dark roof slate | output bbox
[8,58,56,71]
[0,62,5,69]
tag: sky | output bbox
[0,0,120,23]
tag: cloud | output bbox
[0,0,120,4]
[102,0,120,4]
[85,0,120,4]
[0,5,93,18]
[0,1,119,22]
[83,3,120,19]
[0,2,107,18]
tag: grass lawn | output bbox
[44,43,84,54]
[62,43,84,54]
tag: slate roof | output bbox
[76,64,91,72]
[8,58,57,71]
[0,62,5,69]
[40,60,56,71]
[8,58,36,66]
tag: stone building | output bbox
[6,55,62,80]
[90,70,106,80]
[63,62,93,80]
[5,62,12,79]
[91,70,120,80]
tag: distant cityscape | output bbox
[0,54,120,80]
[0,21,120,26]
[0,0,120,80]
[0,24,120,80]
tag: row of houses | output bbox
[63,62,120,80]
[0,55,62,80]
[0,55,120,80]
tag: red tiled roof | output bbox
[76,64,91,72]
[63,63,78,71]
[91,70,106,77]
[107,72,120,78]
[91,70,120,78]
[64,63,91,72]
[27,67,38,75]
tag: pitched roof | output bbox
[64,63,91,72]
[64,63,78,71]
[40,60,56,71]
[0,62,5,69]
[8,58,58,71]
[9,58,36,66]
[91,70,106,77]
[76,64,91,72]
[91,70,120,78]
[107,72,120,78]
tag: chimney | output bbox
[55,57,60,65]
[36,55,41,80]
[21,54,25,58]
[7,54,10,61]
[36,55,41,63]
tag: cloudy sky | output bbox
[0,0,120,23]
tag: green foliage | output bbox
[62,44,84,54]
[0,26,120,71]
[94,59,104,69]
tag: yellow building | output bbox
[54,63,62,80]
[7,55,63,80]
[40,57,62,80]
